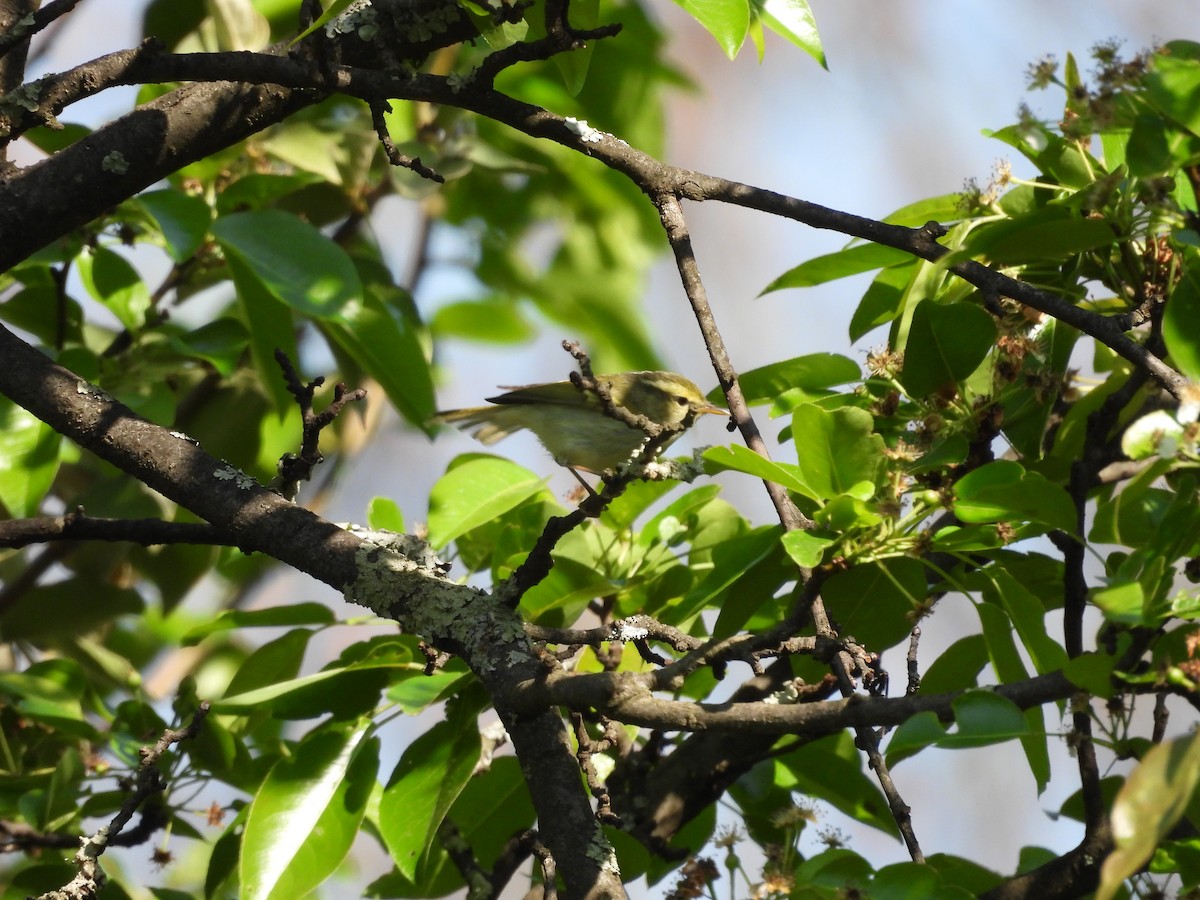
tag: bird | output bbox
[434,370,727,476]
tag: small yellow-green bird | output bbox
[435,371,727,473]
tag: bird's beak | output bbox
[694,403,728,417]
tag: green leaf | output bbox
[726,354,861,406]
[427,456,548,549]
[379,702,482,881]
[138,189,212,262]
[920,634,988,695]
[671,525,783,625]
[849,259,919,341]
[975,600,1050,791]
[882,194,965,227]
[958,208,1116,264]
[217,664,397,720]
[240,721,377,900]
[319,289,435,428]
[953,460,1077,533]
[790,404,884,501]
[0,396,61,518]
[761,244,911,294]
[783,735,896,835]
[1097,731,1200,900]
[781,529,835,567]
[899,301,996,397]
[1163,259,1200,381]
[0,578,143,641]
[182,603,336,645]
[986,570,1069,676]
[552,0,599,92]
[676,0,749,59]
[213,210,360,319]
[751,0,824,67]
[1144,53,1200,137]
[886,710,948,764]
[823,559,924,651]
[431,299,536,343]
[703,444,815,498]
[948,691,1028,748]
[1063,652,1119,698]
[386,667,472,715]
[224,249,296,412]
[171,317,250,377]
[1090,581,1147,625]
[367,496,406,532]
[75,246,151,332]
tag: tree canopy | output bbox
[1,2,1200,899]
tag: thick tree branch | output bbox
[0,322,625,900]
[509,664,1076,735]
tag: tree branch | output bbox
[0,510,235,549]
[0,322,626,899]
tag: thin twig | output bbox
[368,97,444,183]
[36,703,211,900]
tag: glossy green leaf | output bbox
[171,317,250,376]
[725,353,861,406]
[1144,53,1200,136]
[217,665,395,720]
[0,397,60,518]
[386,667,471,715]
[886,710,948,764]
[1163,260,1200,381]
[975,600,1050,791]
[379,703,482,881]
[224,249,296,412]
[182,604,336,645]
[948,690,1029,748]
[953,460,1077,533]
[367,496,406,532]
[553,0,599,92]
[676,0,749,59]
[427,455,548,549]
[431,299,536,343]
[1063,652,1119,698]
[823,558,923,651]
[1097,731,1200,900]
[783,735,895,835]
[319,289,435,428]
[75,246,151,332]
[240,721,377,900]
[751,0,824,66]
[761,244,911,294]
[0,659,92,736]
[0,578,143,642]
[781,529,835,567]
[790,404,884,501]
[849,259,919,341]
[958,208,1115,264]
[703,444,814,497]
[883,194,964,227]
[919,634,988,695]
[985,570,1069,676]
[138,189,212,262]
[213,210,360,319]
[899,300,996,397]
[1090,580,1147,625]
[671,525,783,625]
[0,284,84,345]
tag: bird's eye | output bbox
[672,395,689,406]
